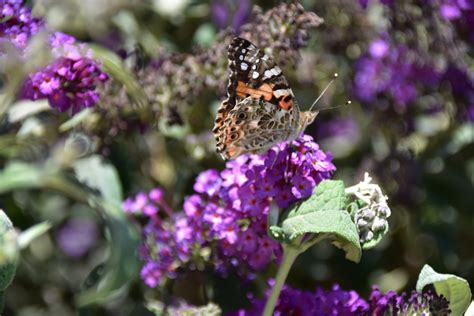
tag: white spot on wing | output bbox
[264,70,273,79]
[273,89,291,98]
[241,63,248,70]
[271,67,281,75]
[252,71,260,79]
[239,55,244,60]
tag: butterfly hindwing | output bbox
[216,97,299,159]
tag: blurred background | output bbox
[0,0,473,315]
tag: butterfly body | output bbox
[213,37,319,160]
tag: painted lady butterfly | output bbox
[213,37,320,160]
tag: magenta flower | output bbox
[0,0,42,48]
[126,135,336,287]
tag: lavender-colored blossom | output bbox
[56,218,98,258]
[231,283,451,316]
[367,286,451,315]
[211,0,252,31]
[353,38,439,110]
[126,135,335,287]
[0,0,42,48]
[229,283,369,316]
[1,1,108,113]
[439,0,473,20]
[21,38,109,113]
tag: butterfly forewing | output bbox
[214,37,302,160]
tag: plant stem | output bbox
[262,244,301,316]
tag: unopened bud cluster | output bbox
[346,173,391,244]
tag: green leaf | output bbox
[17,222,51,249]
[7,99,50,123]
[0,161,45,192]
[147,301,222,316]
[59,108,94,132]
[287,180,347,217]
[282,211,361,262]
[0,162,138,307]
[73,156,123,202]
[281,180,361,262]
[0,209,18,298]
[76,199,140,306]
[416,264,472,315]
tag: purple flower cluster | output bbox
[123,188,184,287]
[439,0,474,22]
[231,283,451,316]
[354,37,474,121]
[0,0,42,48]
[367,286,451,315]
[123,187,172,218]
[125,135,336,287]
[211,0,251,31]
[353,38,439,110]
[230,283,369,316]
[1,1,108,113]
[21,33,109,113]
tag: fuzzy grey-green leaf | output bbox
[416,264,472,315]
[0,210,18,295]
[287,180,346,218]
[282,210,361,262]
[73,156,123,202]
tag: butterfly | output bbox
[213,37,320,160]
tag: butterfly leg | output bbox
[270,146,280,169]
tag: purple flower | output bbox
[229,283,369,316]
[439,0,474,20]
[193,169,222,197]
[353,38,440,110]
[211,0,252,31]
[56,218,98,258]
[0,0,42,48]
[369,38,389,58]
[149,188,164,202]
[367,286,451,315]
[0,1,108,113]
[291,174,315,199]
[231,284,451,315]
[441,4,462,19]
[126,135,335,287]
[21,53,109,113]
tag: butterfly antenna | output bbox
[319,100,352,111]
[308,73,338,112]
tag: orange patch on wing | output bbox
[236,81,273,101]
[278,98,293,111]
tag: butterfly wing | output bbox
[216,97,299,159]
[214,37,300,159]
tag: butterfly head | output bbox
[299,111,319,131]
